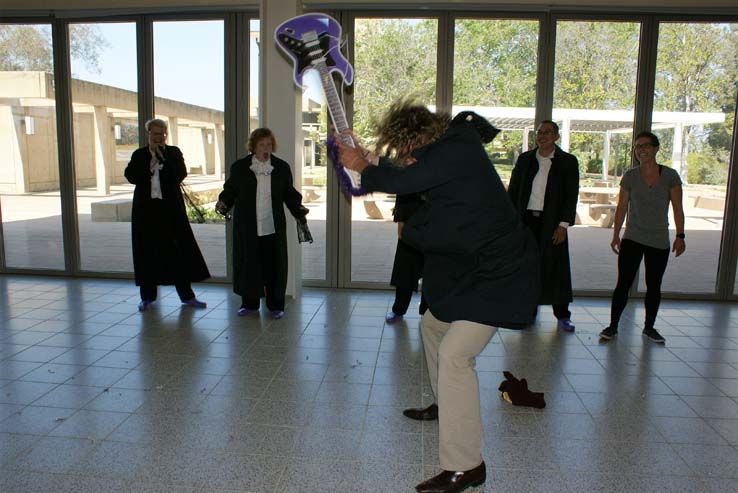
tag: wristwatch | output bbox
[676,233,686,239]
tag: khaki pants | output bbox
[421,310,497,471]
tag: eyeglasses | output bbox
[536,130,556,136]
[634,143,655,150]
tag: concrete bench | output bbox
[693,195,725,212]
[302,186,321,203]
[91,199,132,222]
[589,203,616,228]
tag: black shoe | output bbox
[643,327,666,343]
[415,462,486,493]
[403,403,438,421]
[599,326,618,340]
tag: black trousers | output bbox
[610,238,669,329]
[140,282,194,303]
[392,287,428,316]
[241,234,285,311]
[523,211,571,320]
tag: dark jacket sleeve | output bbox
[507,156,525,210]
[159,146,187,185]
[279,159,308,222]
[361,137,466,195]
[558,151,580,225]
[124,148,150,185]
[393,193,423,223]
[218,160,242,209]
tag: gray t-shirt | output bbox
[620,165,681,250]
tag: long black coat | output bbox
[507,146,579,305]
[390,193,424,290]
[361,121,539,329]
[124,146,210,287]
[218,154,306,299]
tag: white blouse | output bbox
[251,156,275,237]
[149,147,164,200]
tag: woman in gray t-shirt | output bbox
[599,132,686,344]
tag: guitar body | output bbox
[275,13,366,196]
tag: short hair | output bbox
[374,98,450,163]
[537,120,559,134]
[248,128,277,153]
[145,118,168,132]
[634,131,660,147]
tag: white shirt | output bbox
[251,156,275,237]
[149,147,164,200]
[526,149,569,228]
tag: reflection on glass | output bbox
[70,22,137,273]
[351,18,438,283]
[452,18,539,186]
[0,24,64,269]
[249,19,260,135]
[153,20,226,277]
[554,21,641,290]
[648,23,738,295]
[301,71,327,281]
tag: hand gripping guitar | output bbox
[275,13,366,197]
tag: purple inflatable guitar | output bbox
[275,13,366,196]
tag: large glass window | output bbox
[553,20,641,290]
[649,22,738,295]
[153,20,226,277]
[69,22,138,273]
[351,17,438,284]
[452,18,539,186]
[0,24,64,270]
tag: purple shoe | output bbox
[238,307,257,316]
[557,318,575,332]
[385,311,402,323]
[182,298,207,308]
[138,300,153,312]
[271,310,285,319]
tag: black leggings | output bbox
[610,239,669,329]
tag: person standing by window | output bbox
[216,128,308,319]
[508,120,579,332]
[125,118,210,311]
[599,131,686,344]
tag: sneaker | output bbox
[270,310,285,319]
[237,307,257,316]
[182,298,207,309]
[599,326,618,340]
[385,311,402,323]
[643,327,666,343]
[138,300,153,312]
[557,318,575,332]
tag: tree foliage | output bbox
[0,24,108,74]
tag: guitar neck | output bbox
[315,61,353,147]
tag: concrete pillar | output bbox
[603,130,611,181]
[560,118,570,152]
[522,126,531,152]
[168,117,179,146]
[671,122,685,182]
[213,124,224,178]
[260,0,303,300]
[0,106,27,193]
[93,105,112,194]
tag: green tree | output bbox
[0,24,108,73]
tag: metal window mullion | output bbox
[716,94,738,298]
[52,18,80,274]
[535,13,555,126]
[436,12,453,115]
[137,17,154,146]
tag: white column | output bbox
[522,126,531,152]
[671,123,685,183]
[93,105,112,194]
[603,130,611,182]
[213,124,224,179]
[560,118,570,152]
[260,0,303,300]
[168,117,179,146]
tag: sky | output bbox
[70,19,326,113]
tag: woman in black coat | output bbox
[336,103,539,493]
[216,128,308,318]
[124,118,210,312]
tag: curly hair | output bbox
[247,128,277,153]
[373,98,450,163]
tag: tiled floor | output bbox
[1,276,738,492]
